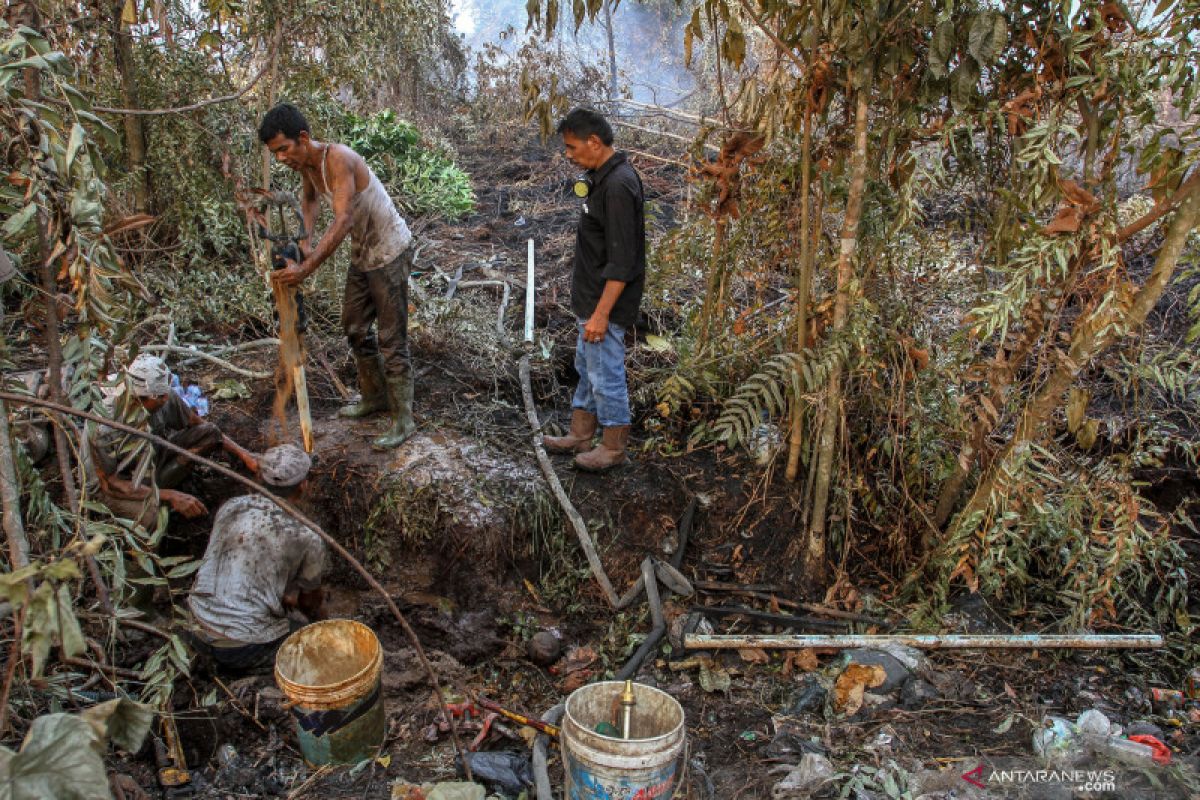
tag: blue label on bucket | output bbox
[566,753,676,800]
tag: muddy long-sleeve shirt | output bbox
[570,151,646,329]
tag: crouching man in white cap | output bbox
[124,353,259,490]
[187,444,328,672]
[87,355,199,527]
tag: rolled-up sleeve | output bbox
[602,179,644,283]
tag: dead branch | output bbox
[517,356,645,610]
[141,344,272,380]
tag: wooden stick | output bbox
[695,605,848,631]
[141,344,272,380]
[693,581,886,624]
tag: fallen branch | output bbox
[213,675,267,732]
[0,391,474,781]
[518,356,621,608]
[684,633,1164,650]
[141,344,272,380]
[695,605,849,631]
[312,349,351,400]
[81,611,171,641]
[62,656,141,681]
[693,581,885,625]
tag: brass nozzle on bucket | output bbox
[620,679,636,739]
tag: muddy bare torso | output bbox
[319,147,411,271]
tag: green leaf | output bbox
[22,583,57,678]
[968,11,1006,66]
[0,713,109,799]
[929,20,954,79]
[64,123,85,174]
[55,585,86,660]
[950,57,981,112]
[1,203,37,240]
[643,334,673,353]
[79,698,153,753]
[165,560,201,579]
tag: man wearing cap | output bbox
[543,108,646,471]
[187,444,328,672]
[87,354,259,527]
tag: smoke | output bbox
[451,0,698,106]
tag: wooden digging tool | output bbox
[263,193,314,453]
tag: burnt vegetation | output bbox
[1,0,1199,796]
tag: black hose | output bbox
[616,558,666,681]
[671,497,697,571]
[532,703,565,800]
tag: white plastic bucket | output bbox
[562,681,686,800]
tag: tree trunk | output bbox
[786,101,815,481]
[0,398,28,569]
[110,1,150,212]
[18,5,80,517]
[260,22,283,190]
[803,83,871,584]
[603,0,619,109]
[944,182,1200,551]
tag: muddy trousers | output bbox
[343,250,412,380]
[154,422,224,489]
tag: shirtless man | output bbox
[259,103,416,448]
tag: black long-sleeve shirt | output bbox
[570,152,646,329]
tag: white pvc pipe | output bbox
[524,238,535,345]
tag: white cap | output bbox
[259,444,312,487]
[126,354,170,397]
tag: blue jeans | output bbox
[571,320,631,427]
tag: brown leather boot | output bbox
[574,425,630,472]
[543,409,598,454]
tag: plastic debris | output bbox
[1033,710,1169,768]
[458,751,532,797]
[785,674,827,715]
[1032,715,1079,761]
[1127,734,1172,765]
[771,753,834,798]
[1075,709,1112,737]
[171,375,209,416]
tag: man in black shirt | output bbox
[543,109,646,472]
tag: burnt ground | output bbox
[64,123,1200,798]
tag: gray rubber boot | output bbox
[373,374,416,449]
[339,355,388,419]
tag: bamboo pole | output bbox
[684,633,1164,650]
[524,239,535,345]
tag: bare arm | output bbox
[94,446,207,518]
[273,147,357,287]
[583,280,627,342]
[299,172,319,254]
